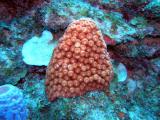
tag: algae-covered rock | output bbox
[0,46,27,85]
[144,0,160,18]
[83,109,107,120]
[50,0,138,43]
[23,78,50,119]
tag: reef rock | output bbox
[0,46,27,85]
[144,0,160,19]
[0,0,46,21]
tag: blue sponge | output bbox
[0,84,28,120]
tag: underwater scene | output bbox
[0,0,160,120]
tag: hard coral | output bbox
[45,18,113,101]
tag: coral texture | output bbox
[45,18,113,101]
[0,84,28,119]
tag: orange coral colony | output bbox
[45,18,113,101]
